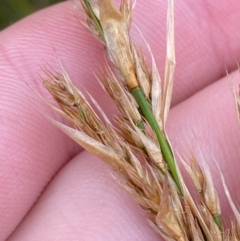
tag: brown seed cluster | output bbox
[41,0,240,240]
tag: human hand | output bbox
[1,1,240,240]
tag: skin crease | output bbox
[0,0,239,240]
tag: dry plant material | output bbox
[41,0,240,240]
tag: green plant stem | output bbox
[132,87,223,230]
[83,0,105,42]
[213,214,222,231]
[131,87,182,193]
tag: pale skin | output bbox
[1,0,240,240]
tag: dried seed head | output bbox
[43,70,78,107]
[114,149,162,212]
[156,176,185,241]
[198,204,222,241]
[186,208,205,241]
[202,163,221,217]
[82,0,149,91]
[43,66,122,149]
[169,179,187,238]
[40,0,239,238]
[132,46,150,98]
[181,184,214,241]
[180,152,204,194]
[119,0,133,30]
[151,52,162,130]
[99,68,142,124]
[98,0,138,89]
[134,125,165,171]
[114,116,145,149]
[50,119,124,169]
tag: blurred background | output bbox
[0,0,65,30]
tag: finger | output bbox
[1,0,240,238]
[167,70,240,219]
[0,3,86,240]
[170,0,240,105]
[7,152,161,241]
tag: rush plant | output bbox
[42,0,240,240]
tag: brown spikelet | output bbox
[202,162,221,219]
[186,209,205,241]
[98,68,142,124]
[180,152,204,194]
[198,204,222,241]
[156,175,185,241]
[114,116,145,150]
[98,0,138,89]
[132,46,151,98]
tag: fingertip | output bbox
[8,152,160,241]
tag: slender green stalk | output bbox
[132,87,182,192]
[213,214,222,231]
[83,0,105,42]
